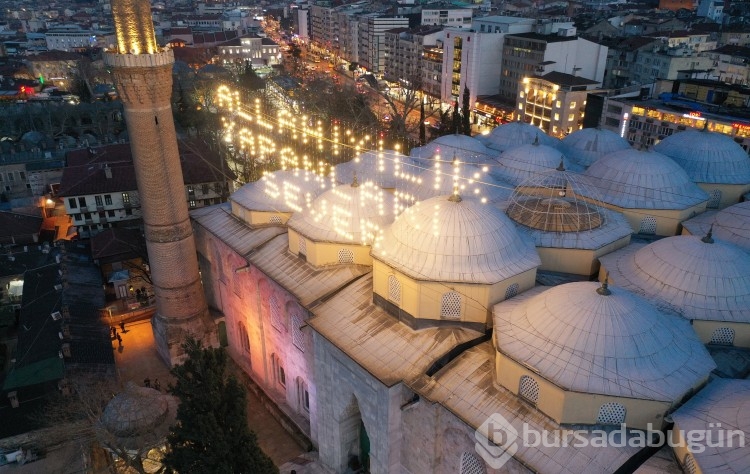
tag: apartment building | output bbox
[384,26,443,86]
[357,15,409,74]
[421,7,472,29]
[45,25,113,52]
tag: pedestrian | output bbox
[116,334,122,345]
[144,377,151,388]
[111,327,116,338]
[119,321,125,333]
[154,379,161,391]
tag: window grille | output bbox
[291,308,305,351]
[338,248,354,264]
[298,236,307,256]
[683,454,698,474]
[707,189,722,209]
[270,295,285,331]
[459,452,485,474]
[639,216,657,235]
[596,402,626,425]
[269,215,283,225]
[440,291,462,319]
[388,275,401,304]
[710,327,735,345]
[505,283,519,299]
[519,375,539,404]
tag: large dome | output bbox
[287,181,397,245]
[562,127,631,168]
[654,128,750,184]
[478,121,562,152]
[231,169,326,213]
[494,281,715,401]
[372,195,540,284]
[682,201,750,251]
[410,134,494,165]
[492,140,574,186]
[334,149,414,188]
[601,235,750,322]
[581,149,709,209]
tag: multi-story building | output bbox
[44,25,113,52]
[357,15,409,74]
[604,36,659,89]
[58,143,234,239]
[335,9,362,63]
[24,51,85,89]
[630,48,715,86]
[499,29,607,104]
[442,16,535,111]
[383,26,443,86]
[420,7,473,29]
[421,43,443,105]
[310,2,338,51]
[517,71,600,137]
[697,0,724,22]
[645,30,717,54]
[217,35,281,69]
[699,45,750,85]
[293,3,311,41]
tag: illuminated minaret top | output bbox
[106,0,212,365]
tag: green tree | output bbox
[239,62,265,91]
[164,338,277,474]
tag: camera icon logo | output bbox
[475,413,519,469]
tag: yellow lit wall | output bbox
[230,201,292,227]
[288,228,372,267]
[691,320,750,349]
[111,0,158,55]
[536,234,631,276]
[695,183,750,210]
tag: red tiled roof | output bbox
[0,211,42,239]
[90,227,144,260]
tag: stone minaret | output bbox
[106,0,210,365]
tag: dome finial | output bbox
[701,224,714,244]
[596,275,611,296]
[351,171,359,188]
[448,185,462,202]
[556,156,565,172]
[702,120,709,131]
[533,134,540,146]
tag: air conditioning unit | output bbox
[54,284,63,291]
[51,311,62,321]
[7,256,15,261]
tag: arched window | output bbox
[271,353,286,388]
[387,275,401,304]
[596,402,626,425]
[519,375,539,404]
[298,236,307,256]
[707,189,722,209]
[440,291,462,320]
[236,322,250,353]
[459,452,485,474]
[268,214,283,225]
[505,283,519,299]
[683,454,698,474]
[338,248,354,264]
[710,327,735,345]
[270,294,285,331]
[291,307,305,351]
[296,377,310,415]
[639,216,657,235]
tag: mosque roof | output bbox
[581,149,709,209]
[395,164,512,207]
[409,134,494,164]
[494,282,716,401]
[562,128,631,168]
[230,169,326,213]
[492,140,575,186]
[653,128,750,184]
[100,382,178,451]
[477,121,562,152]
[671,378,750,473]
[599,235,750,323]
[372,195,540,284]
[681,201,750,251]
[334,149,413,188]
[287,181,397,245]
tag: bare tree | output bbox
[376,72,440,140]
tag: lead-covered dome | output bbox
[581,149,709,209]
[287,180,397,245]
[682,201,750,251]
[334,149,414,188]
[654,128,750,184]
[494,281,715,400]
[601,235,750,323]
[231,169,326,213]
[410,134,494,165]
[562,127,631,168]
[492,139,574,186]
[478,121,562,152]
[372,195,540,284]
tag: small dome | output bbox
[287,181,397,245]
[334,149,413,188]
[582,149,708,209]
[395,164,512,206]
[654,128,750,184]
[494,281,715,401]
[603,235,750,323]
[372,195,540,284]
[562,128,631,168]
[506,167,633,249]
[682,201,750,251]
[410,134,494,165]
[231,169,326,213]
[478,121,562,152]
[100,382,178,450]
[492,140,573,186]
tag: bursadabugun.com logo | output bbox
[476,413,745,468]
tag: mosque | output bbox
[191,123,750,473]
